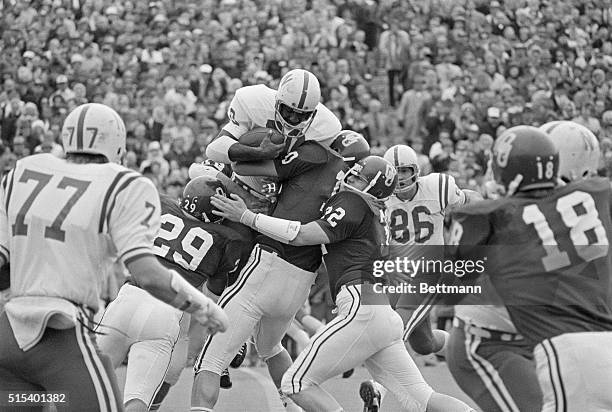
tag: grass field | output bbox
[115,359,480,411]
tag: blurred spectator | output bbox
[1,0,611,199]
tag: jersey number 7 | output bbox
[522,191,609,271]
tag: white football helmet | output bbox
[539,121,600,181]
[275,69,321,138]
[62,103,126,163]
[383,145,420,194]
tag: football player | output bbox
[211,156,475,412]
[191,71,347,411]
[450,125,612,411]
[443,121,603,412]
[97,176,248,412]
[358,144,482,411]
[0,103,228,411]
[205,68,342,206]
[386,144,480,343]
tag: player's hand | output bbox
[192,299,229,335]
[257,134,285,159]
[211,193,248,222]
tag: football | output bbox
[238,127,285,147]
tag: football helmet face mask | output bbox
[492,126,559,194]
[330,130,370,167]
[180,176,227,223]
[383,145,419,194]
[341,155,398,200]
[539,120,600,182]
[61,103,126,163]
[275,69,321,138]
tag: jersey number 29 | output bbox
[152,214,213,271]
[522,191,608,271]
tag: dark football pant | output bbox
[446,321,542,412]
[0,310,123,412]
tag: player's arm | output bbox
[211,191,365,246]
[442,173,483,210]
[0,169,14,268]
[205,93,283,163]
[211,193,331,245]
[109,176,228,334]
[462,189,483,204]
[232,160,278,177]
[189,164,272,212]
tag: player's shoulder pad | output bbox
[234,84,275,106]
[159,193,183,215]
[206,221,244,241]
[292,140,332,164]
[329,189,371,212]
[563,176,612,195]
[308,102,342,140]
[417,173,455,204]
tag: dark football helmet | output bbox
[341,155,398,200]
[330,130,371,167]
[180,176,227,223]
[492,125,559,193]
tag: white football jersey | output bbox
[222,84,341,194]
[0,154,161,312]
[385,173,465,254]
[222,84,342,145]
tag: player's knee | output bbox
[280,369,314,396]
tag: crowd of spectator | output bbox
[2,0,612,197]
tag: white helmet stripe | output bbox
[297,71,309,110]
[76,104,91,150]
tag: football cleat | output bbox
[359,380,381,412]
[220,368,232,389]
[230,343,248,368]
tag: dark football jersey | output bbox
[316,190,387,299]
[451,177,612,348]
[258,141,346,272]
[154,195,247,288]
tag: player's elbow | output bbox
[126,255,169,292]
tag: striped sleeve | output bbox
[0,169,14,264]
[441,173,466,211]
[105,172,161,266]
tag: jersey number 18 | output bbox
[522,191,609,271]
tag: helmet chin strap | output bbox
[396,183,417,201]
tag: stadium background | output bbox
[2,0,612,408]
